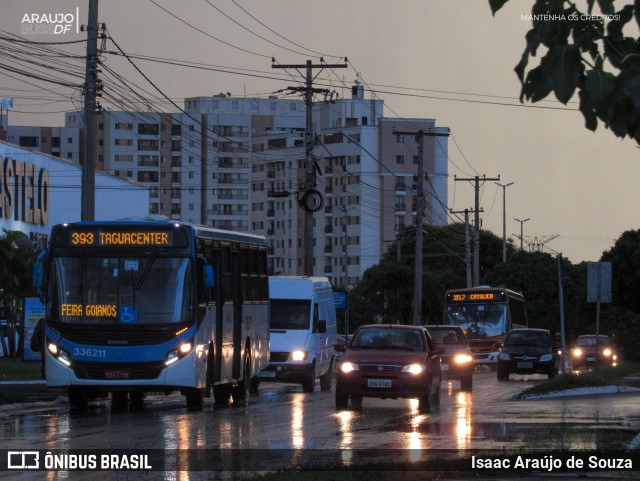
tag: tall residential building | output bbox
[6,87,448,286]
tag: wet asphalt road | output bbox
[1,370,640,479]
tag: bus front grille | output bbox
[53,325,180,346]
[72,361,165,380]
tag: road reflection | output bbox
[290,394,304,448]
[455,391,472,449]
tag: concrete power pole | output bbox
[450,208,480,288]
[272,59,347,276]
[454,175,500,286]
[496,181,514,263]
[81,0,99,221]
[394,129,449,325]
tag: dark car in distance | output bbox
[335,324,444,412]
[497,328,558,381]
[571,335,618,370]
[425,325,474,391]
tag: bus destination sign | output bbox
[68,230,173,247]
[449,291,505,302]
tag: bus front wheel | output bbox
[186,388,205,412]
[68,387,88,410]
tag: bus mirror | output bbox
[203,264,214,289]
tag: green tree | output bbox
[489,0,640,144]
[600,229,640,312]
[0,230,36,357]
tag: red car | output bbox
[571,335,618,370]
[335,325,444,412]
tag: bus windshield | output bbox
[50,256,193,325]
[444,303,507,339]
[270,299,311,330]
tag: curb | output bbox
[515,385,640,400]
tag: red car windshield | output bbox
[350,328,424,351]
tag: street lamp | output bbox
[496,181,514,263]
[514,217,530,251]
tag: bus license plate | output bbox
[440,364,450,371]
[257,370,276,378]
[105,369,130,380]
[517,362,533,369]
[367,379,391,388]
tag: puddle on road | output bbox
[383,418,637,450]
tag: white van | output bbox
[259,276,337,392]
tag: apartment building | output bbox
[5,125,81,163]
[5,88,448,286]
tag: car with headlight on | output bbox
[335,324,444,412]
[571,335,618,370]
[497,328,558,380]
[425,325,474,391]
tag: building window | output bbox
[396,155,404,164]
[138,123,159,135]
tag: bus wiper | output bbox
[134,251,158,290]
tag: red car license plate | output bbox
[367,379,392,388]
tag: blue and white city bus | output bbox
[33,219,270,411]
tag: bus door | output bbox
[214,246,225,384]
[231,247,243,380]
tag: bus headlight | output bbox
[340,362,359,373]
[572,348,583,358]
[291,350,308,361]
[454,354,473,364]
[166,341,194,366]
[402,363,425,375]
[47,342,71,367]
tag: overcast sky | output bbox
[2,0,638,264]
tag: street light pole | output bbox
[496,181,514,263]
[514,217,530,251]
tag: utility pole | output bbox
[454,175,500,287]
[272,58,347,276]
[496,181,514,263]
[81,0,99,221]
[450,208,481,288]
[514,217,530,251]
[395,128,449,325]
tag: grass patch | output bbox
[0,357,42,381]
[0,357,44,404]
[518,362,640,397]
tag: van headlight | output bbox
[602,348,612,357]
[291,350,308,361]
[539,354,553,362]
[499,352,511,361]
[572,348,583,358]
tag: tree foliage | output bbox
[490,0,640,144]
[346,223,640,360]
[0,230,36,357]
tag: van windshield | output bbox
[270,299,311,330]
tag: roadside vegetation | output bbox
[0,357,42,404]
[517,362,640,398]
